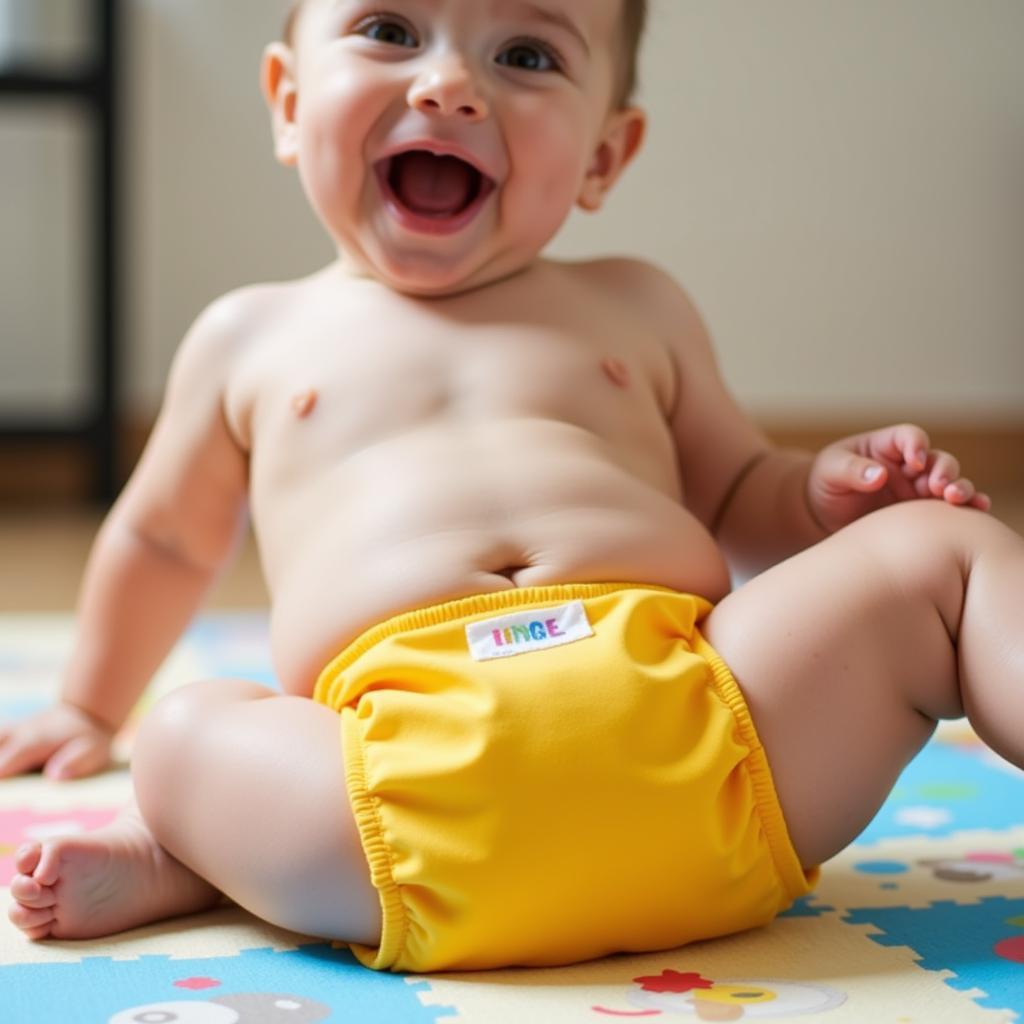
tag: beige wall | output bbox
[4,1,1023,422]
[555,0,1024,421]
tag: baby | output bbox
[4,0,1023,974]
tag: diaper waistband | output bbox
[313,582,693,705]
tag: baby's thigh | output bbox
[702,503,966,866]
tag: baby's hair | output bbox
[282,1,302,50]
[282,0,647,108]
[616,0,647,108]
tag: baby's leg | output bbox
[8,681,380,943]
[702,501,1024,867]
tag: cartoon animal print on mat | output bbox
[109,992,331,1023]
[591,969,846,1018]
[0,945,453,1024]
[920,850,1024,883]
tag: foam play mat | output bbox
[2,613,1023,1022]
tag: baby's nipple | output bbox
[291,389,319,419]
[601,358,631,389]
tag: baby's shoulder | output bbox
[561,257,698,321]
[559,257,708,354]
[173,278,308,373]
[158,281,301,426]
[568,255,665,285]
[189,279,299,345]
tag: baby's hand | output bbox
[0,702,115,782]
[807,423,991,534]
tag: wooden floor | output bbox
[2,489,1023,613]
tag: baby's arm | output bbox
[0,297,250,780]
[609,261,817,578]
[632,262,984,581]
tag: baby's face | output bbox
[267,0,643,296]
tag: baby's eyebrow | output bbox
[327,0,590,57]
[508,1,590,56]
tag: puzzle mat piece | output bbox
[0,616,160,703]
[0,767,132,813]
[0,896,325,967]
[0,943,453,1024]
[816,829,1024,912]
[0,806,124,884]
[855,737,1024,844]
[184,614,277,687]
[0,618,77,725]
[846,896,1024,1021]
[419,913,1012,1023]
[935,719,1024,781]
[0,613,269,692]
[0,617,205,705]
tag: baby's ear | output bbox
[577,106,646,212]
[261,42,299,167]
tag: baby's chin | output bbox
[342,243,536,299]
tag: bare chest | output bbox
[233,301,678,491]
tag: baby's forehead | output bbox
[297,0,621,32]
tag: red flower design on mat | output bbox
[633,970,714,993]
[0,809,121,885]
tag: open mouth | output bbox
[375,150,497,234]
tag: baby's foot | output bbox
[7,803,223,940]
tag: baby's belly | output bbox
[264,502,730,696]
[251,418,730,694]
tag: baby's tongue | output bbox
[393,152,475,216]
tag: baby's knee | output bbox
[842,501,991,631]
[131,681,272,798]
[866,497,980,534]
[848,500,989,567]
[135,681,222,749]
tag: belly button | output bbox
[496,565,524,580]
[601,358,631,389]
[291,389,319,418]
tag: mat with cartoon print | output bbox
[1,613,1022,1022]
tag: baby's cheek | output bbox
[505,151,586,242]
[509,106,589,205]
[300,77,375,190]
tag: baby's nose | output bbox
[407,56,489,121]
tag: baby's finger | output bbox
[44,735,109,781]
[970,492,993,512]
[0,738,47,779]
[898,425,932,472]
[869,424,931,472]
[942,477,977,506]
[822,448,889,492]
[926,450,961,497]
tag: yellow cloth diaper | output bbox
[313,583,816,972]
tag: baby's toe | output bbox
[31,842,66,887]
[13,841,42,876]
[8,899,55,936]
[10,873,57,908]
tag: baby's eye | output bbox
[357,16,418,48]
[496,40,562,73]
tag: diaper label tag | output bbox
[466,601,594,661]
